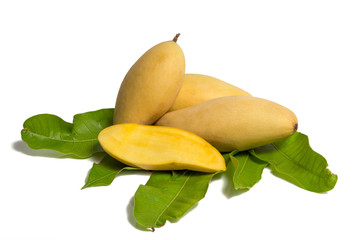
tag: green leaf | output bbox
[82,154,139,189]
[222,152,231,165]
[249,132,337,193]
[134,170,215,230]
[227,151,268,190]
[21,108,114,158]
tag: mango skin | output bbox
[98,123,226,172]
[113,39,185,125]
[156,95,298,152]
[169,74,251,111]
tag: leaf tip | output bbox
[328,172,338,189]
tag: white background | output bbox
[1,0,359,239]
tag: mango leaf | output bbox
[21,108,114,158]
[249,132,337,193]
[222,152,231,165]
[227,151,268,190]
[134,170,215,230]
[82,154,139,189]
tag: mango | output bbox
[170,74,251,111]
[113,34,185,125]
[156,95,298,152]
[98,123,226,172]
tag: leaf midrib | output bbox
[237,154,249,177]
[24,130,98,143]
[82,169,121,189]
[271,143,324,178]
[153,173,191,227]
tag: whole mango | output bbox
[114,34,185,125]
[156,95,298,152]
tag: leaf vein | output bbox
[237,154,249,177]
[83,170,121,188]
[153,172,192,227]
[26,131,98,143]
[271,143,323,178]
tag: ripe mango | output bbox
[156,95,298,152]
[170,74,251,111]
[98,123,226,172]
[113,34,185,125]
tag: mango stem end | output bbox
[173,33,180,43]
[293,123,298,132]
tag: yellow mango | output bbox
[169,74,251,111]
[113,34,185,125]
[156,95,298,152]
[98,123,226,172]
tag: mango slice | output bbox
[170,74,251,111]
[156,95,298,152]
[98,123,226,173]
[113,34,185,125]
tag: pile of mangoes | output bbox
[98,34,298,172]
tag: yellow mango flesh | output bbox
[98,124,226,172]
[113,38,185,125]
[169,74,251,111]
[156,95,298,152]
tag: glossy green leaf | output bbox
[250,132,337,193]
[227,151,268,190]
[82,154,139,189]
[134,170,215,230]
[21,108,114,158]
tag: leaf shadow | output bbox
[221,172,249,199]
[12,140,104,162]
